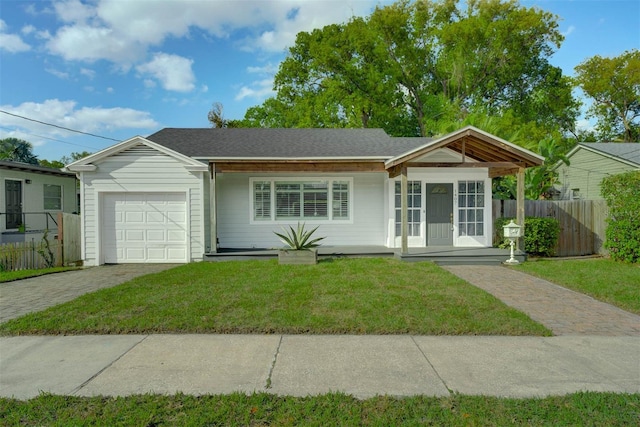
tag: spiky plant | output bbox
[274,222,325,250]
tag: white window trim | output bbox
[249,177,354,224]
[43,184,63,211]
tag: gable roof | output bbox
[0,160,75,178]
[64,135,208,172]
[568,143,640,167]
[147,128,429,160]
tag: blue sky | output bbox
[0,0,638,162]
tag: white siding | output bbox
[80,145,207,265]
[0,170,76,233]
[556,148,638,200]
[216,173,387,248]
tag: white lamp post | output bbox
[503,220,522,264]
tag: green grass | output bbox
[515,258,640,315]
[0,258,550,336]
[1,392,637,426]
[0,267,78,283]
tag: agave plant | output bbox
[274,222,325,250]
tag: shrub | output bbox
[495,217,560,257]
[601,171,640,263]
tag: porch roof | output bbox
[385,126,545,178]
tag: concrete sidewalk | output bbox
[2,334,638,400]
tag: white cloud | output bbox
[136,53,195,92]
[0,99,159,138]
[45,68,70,79]
[80,68,96,79]
[21,25,36,35]
[562,25,576,37]
[54,0,94,24]
[0,19,31,53]
[235,78,275,101]
[46,24,144,63]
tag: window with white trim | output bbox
[458,180,484,236]
[251,178,351,221]
[43,184,62,210]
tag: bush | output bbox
[495,217,560,257]
[601,171,640,263]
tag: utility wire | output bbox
[0,110,120,142]
[0,126,96,150]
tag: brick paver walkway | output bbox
[444,265,640,336]
[0,264,178,323]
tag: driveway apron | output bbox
[443,265,640,336]
[0,264,179,323]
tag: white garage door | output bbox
[102,192,187,263]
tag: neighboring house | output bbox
[553,143,640,200]
[0,160,77,244]
[65,126,543,265]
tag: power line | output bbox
[0,126,96,150]
[0,110,120,142]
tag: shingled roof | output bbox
[578,143,640,167]
[146,128,431,159]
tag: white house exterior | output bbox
[0,161,77,244]
[66,126,543,265]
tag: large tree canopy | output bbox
[574,49,640,142]
[0,138,39,164]
[241,0,579,139]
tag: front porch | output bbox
[204,246,526,265]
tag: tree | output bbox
[207,102,243,128]
[242,0,579,137]
[574,49,640,142]
[0,138,39,164]
[40,151,93,169]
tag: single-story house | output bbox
[65,126,543,265]
[553,143,640,200]
[0,160,77,244]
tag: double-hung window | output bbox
[43,184,62,210]
[252,178,351,222]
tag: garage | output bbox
[101,192,188,263]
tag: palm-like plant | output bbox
[274,222,325,250]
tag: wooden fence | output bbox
[492,199,609,257]
[0,238,60,271]
[0,213,81,272]
[58,212,81,265]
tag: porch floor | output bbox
[204,246,526,265]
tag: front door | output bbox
[426,183,453,246]
[5,180,22,229]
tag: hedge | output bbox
[495,217,560,257]
[601,171,640,263]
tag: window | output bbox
[394,181,421,237]
[44,184,62,210]
[252,178,350,222]
[458,181,484,236]
[253,181,271,220]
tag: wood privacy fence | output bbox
[0,212,81,271]
[58,212,81,265]
[492,199,609,257]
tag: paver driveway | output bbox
[0,264,178,323]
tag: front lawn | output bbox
[1,392,637,426]
[0,258,550,336]
[515,258,640,315]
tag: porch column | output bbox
[516,167,525,250]
[209,163,217,253]
[401,166,408,255]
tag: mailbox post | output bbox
[503,220,522,264]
